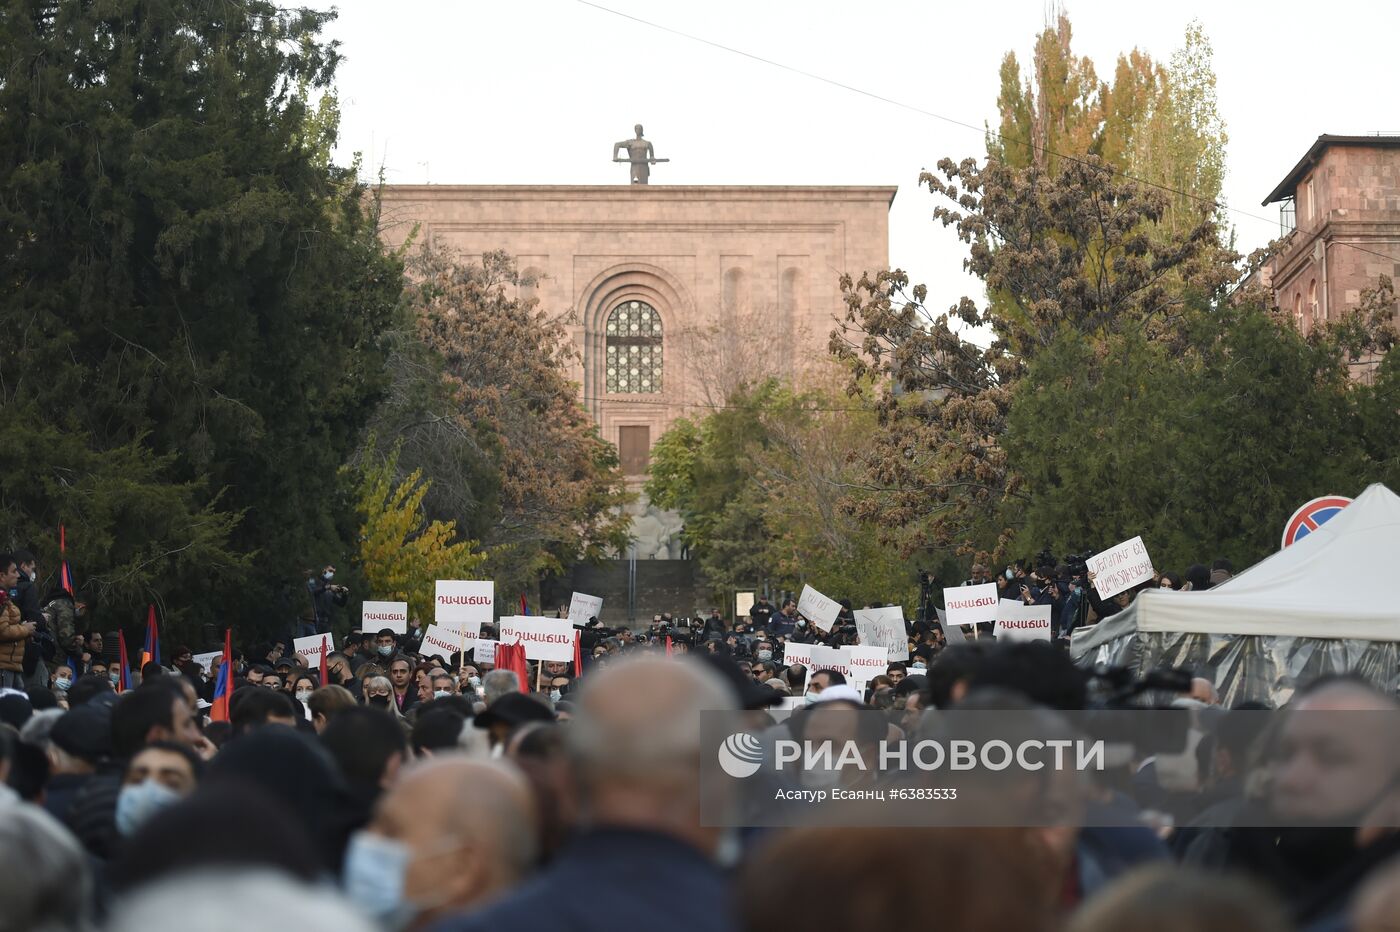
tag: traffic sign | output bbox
[1282,496,1352,548]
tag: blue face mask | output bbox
[53,677,72,691]
[116,780,181,836]
[109,672,120,686]
[343,831,410,921]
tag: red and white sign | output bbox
[1087,537,1155,599]
[1282,496,1352,548]
[944,583,999,627]
[435,581,494,628]
[994,600,1052,642]
[781,642,816,670]
[848,646,889,688]
[809,645,851,678]
[362,601,408,635]
[419,624,474,661]
[498,616,574,662]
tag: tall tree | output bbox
[0,1,403,641]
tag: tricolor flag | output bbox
[140,606,161,669]
[116,630,132,693]
[58,524,75,597]
[519,593,529,616]
[210,629,233,723]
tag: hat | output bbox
[473,693,555,730]
[810,684,864,705]
[274,657,298,670]
[50,703,112,763]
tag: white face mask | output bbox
[757,650,773,662]
[467,676,481,688]
[295,690,313,703]
[377,645,394,657]
[433,690,452,699]
[342,831,409,921]
[549,689,562,703]
[53,677,72,691]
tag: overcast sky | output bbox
[311,0,1399,317]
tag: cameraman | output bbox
[312,564,349,634]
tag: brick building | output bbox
[1260,135,1400,364]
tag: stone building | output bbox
[376,182,895,615]
[1260,135,1400,369]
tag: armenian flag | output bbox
[140,605,161,668]
[58,524,75,597]
[210,629,233,723]
[116,630,132,693]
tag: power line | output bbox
[576,0,1400,267]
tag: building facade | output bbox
[1260,135,1400,361]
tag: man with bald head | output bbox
[433,656,741,932]
[344,757,536,929]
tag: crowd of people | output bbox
[3,547,1400,932]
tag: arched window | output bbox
[723,267,748,315]
[605,300,663,394]
[1294,292,1303,328]
[1308,279,1319,322]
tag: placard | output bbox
[854,606,908,662]
[191,651,221,676]
[944,583,998,627]
[808,645,851,678]
[936,608,968,645]
[471,638,497,667]
[847,646,889,689]
[498,616,574,662]
[361,601,409,635]
[567,592,604,627]
[434,580,495,628]
[735,591,756,620]
[1087,537,1155,599]
[781,642,816,670]
[419,624,474,662]
[796,584,842,631]
[994,600,1052,642]
[292,633,334,666]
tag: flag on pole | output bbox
[116,631,132,693]
[497,642,530,694]
[58,523,75,597]
[210,629,233,723]
[665,635,673,657]
[319,634,330,686]
[519,593,529,616]
[573,629,583,678]
[140,606,161,669]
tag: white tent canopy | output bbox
[1072,483,1400,660]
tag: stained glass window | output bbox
[604,300,662,394]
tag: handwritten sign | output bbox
[854,606,908,662]
[191,651,221,676]
[797,584,842,631]
[419,624,474,662]
[1087,537,1155,599]
[994,600,1052,642]
[471,638,497,667]
[944,583,998,627]
[567,592,604,627]
[292,633,334,666]
[361,601,408,635]
[435,581,494,628]
[498,616,574,662]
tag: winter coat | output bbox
[0,597,31,673]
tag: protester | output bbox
[0,803,93,932]
[1067,864,1289,932]
[108,869,377,932]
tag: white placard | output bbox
[735,591,756,620]
[471,638,497,666]
[419,624,474,661]
[567,592,604,627]
[361,601,409,635]
[1087,537,1155,599]
[796,584,842,631]
[854,606,908,662]
[994,600,1052,642]
[434,581,495,627]
[191,651,221,676]
[292,633,334,666]
[781,642,816,669]
[848,646,889,689]
[937,608,968,645]
[809,645,852,678]
[498,616,574,662]
[944,583,999,627]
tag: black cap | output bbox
[51,703,113,763]
[473,692,555,730]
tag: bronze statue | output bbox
[613,124,668,184]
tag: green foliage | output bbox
[0,1,403,642]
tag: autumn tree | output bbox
[367,247,631,599]
[350,441,487,626]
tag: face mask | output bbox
[324,571,335,580]
[757,650,773,662]
[468,675,481,688]
[368,694,391,708]
[343,831,410,921]
[116,779,181,836]
[295,690,313,703]
[109,673,120,686]
[433,690,452,699]
[549,689,562,703]
[378,645,394,657]
[1006,568,1015,580]
[797,620,807,628]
